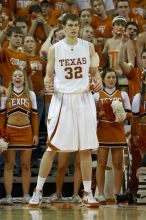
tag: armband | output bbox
[90,52,99,68]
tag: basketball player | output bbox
[29,13,102,207]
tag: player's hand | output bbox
[91,78,103,92]
[44,76,54,94]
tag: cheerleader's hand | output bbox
[0,138,8,152]
[0,86,8,96]
[33,135,39,146]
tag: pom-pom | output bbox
[111,100,126,122]
[0,129,9,152]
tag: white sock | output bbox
[36,176,46,191]
[83,181,92,193]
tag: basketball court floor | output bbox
[0,200,146,220]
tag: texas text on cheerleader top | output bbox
[0,86,38,127]
[6,91,32,120]
[96,88,129,147]
[98,89,123,122]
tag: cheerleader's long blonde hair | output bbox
[7,69,30,100]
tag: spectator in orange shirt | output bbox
[23,35,45,168]
[0,0,13,20]
[40,0,59,27]
[7,0,40,18]
[0,26,32,88]
[129,0,146,17]
[91,0,113,38]
[28,4,51,47]
[23,35,44,126]
[0,16,28,49]
[115,0,145,33]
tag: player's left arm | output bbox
[89,42,103,92]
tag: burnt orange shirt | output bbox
[1,6,13,20]
[26,54,44,95]
[28,11,58,45]
[129,0,146,15]
[92,15,113,38]
[0,47,30,87]
[126,67,141,102]
[6,0,31,16]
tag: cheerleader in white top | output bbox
[0,69,39,204]
[94,68,131,203]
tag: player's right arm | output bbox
[44,45,55,92]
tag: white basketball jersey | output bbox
[54,38,90,93]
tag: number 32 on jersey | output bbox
[64,66,82,79]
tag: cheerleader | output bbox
[0,69,39,204]
[94,68,131,203]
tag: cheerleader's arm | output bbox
[121,91,132,120]
[0,96,7,128]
